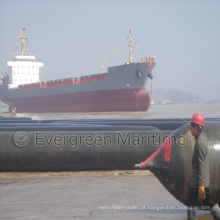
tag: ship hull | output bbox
[0,62,155,113]
[9,88,150,113]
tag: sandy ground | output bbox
[0,171,214,220]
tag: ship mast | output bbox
[19,27,27,56]
[129,29,133,64]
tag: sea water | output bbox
[1,102,219,120]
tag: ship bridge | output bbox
[7,28,44,89]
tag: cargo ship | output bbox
[0,28,155,113]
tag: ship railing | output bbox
[19,74,107,91]
[139,56,155,66]
[146,56,155,66]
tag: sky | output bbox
[0,0,220,101]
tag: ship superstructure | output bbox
[7,28,43,89]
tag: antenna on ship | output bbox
[19,27,27,56]
[129,28,133,64]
